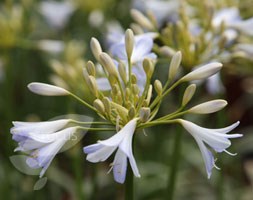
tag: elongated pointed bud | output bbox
[90,37,102,61]
[132,84,140,95]
[102,97,111,115]
[188,100,227,114]
[118,62,127,84]
[93,99,105,114]
[131,74,137,84]
[182,84,196,107]
[140,107,150,122]
[99,53,118,77]
[154,80,163,95]
[169,51,182,81]
[128,106,136,119]
[131,9,154,30]
[143,58,154,79]
[145,85,153,106]
[181,62,223,82]
[86,61,96,76]
[160,46,176,57]
[125,29,135,59]
[28,82,69,96]
[87,76,98,97]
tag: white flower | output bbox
[178,119,242,178]
[11,119,77,177]
[83,118,140,183]
[39,1,75,30]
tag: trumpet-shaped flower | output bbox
[178,119,242,178]
[83,118,140,183]
[11,119,77,177]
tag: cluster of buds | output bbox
[11,29,241,184]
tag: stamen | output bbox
[107,163,114,174]
[224,150,237,156]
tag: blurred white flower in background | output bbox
[88,10,104,28]
[39,0,75,30]
[36,40,65,54]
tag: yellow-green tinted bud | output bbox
[108,74,117,86]
[83,68,90,84]
[93,99,105,114]
[143,58,154,79]
[139,107,150,122]
[134,94,139,103]
[188,100,227,114]
[99,53,118,77]
[182,84,196,107]
[125,29,135,59]
[119,62,127,84]
[125,88,131,101]
[145,85,153,105]
[160,46,176,57]
[131,9,154,30]
[131,74,137,84]
[126,101,133,109]
[87,76,98,97]
[90,37,102,61]
[130,23,144,34]
[142,100,148,107]
[133,84,140,95]
[50,60,64,76]
[169,51,182,81]
[128,106,136,119]
[154,80,163,95]
[86,61,96,76]
[112,84,120,96]
[102,97,111,115]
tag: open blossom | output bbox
[83,118,140,183]
[178,119,242,178]
[11,119,77,177]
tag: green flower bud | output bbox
[86,61,96,76]
[128,106,136,119]
[93,99,105,114]
[182,84,196,107]
[102,97,111,116]
[140,107,150,122]
[90,37,102,61]
[143,58,154,79]
[118,61,127,84]
[131,74,137,84]
[87,75,98,97]
[154,80,163,95]
[169,51,182,82]
[131,9,154,30]
[125,29,135,59]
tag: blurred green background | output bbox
[0,0,252,199]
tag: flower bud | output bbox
[86,61,96,76]
[182,84,196,107]
[188,100,227,114]
[143,58,154,79]
[130,9,154,30]
[145,85,153,105]
[125,29,135,59]
[132,84,140,95]
[99,53,118,77]
[140,107,150,122]
[131,74,137,84]
[169,51,182,81]
[87,76,98,97]
[90,37,102,61]
[102,97,111,115]
[160,46,176,57]
[154,80,163,95]
[130,23,144,34]
[93,99,105,114]
[181,62,223,82]
[128,106,136,119]
[28,82,69,96]
[118,62,127,84]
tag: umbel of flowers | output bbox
[11,29,242,184]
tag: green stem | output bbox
[69,93,97,112]
[167,125,183,200]
[125,162,134,200]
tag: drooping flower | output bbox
[11,119,78,177]
[178,119,242,178]
[83,118,140,183]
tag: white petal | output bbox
[83,143,103,154]
[86,145,116,163]
[194,137,214,178]
[110,43,127,60]
[211,121,240,134]
[113,149,128,183]
[28,82,69,96]
[230,18,253,36]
